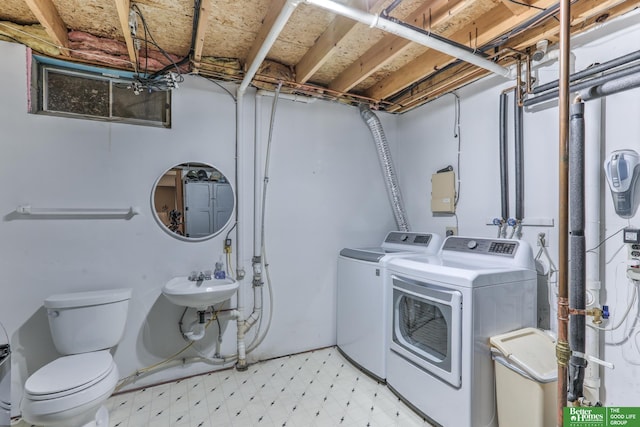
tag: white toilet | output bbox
[21,288,132,427]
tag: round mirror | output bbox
[152,162,235,241]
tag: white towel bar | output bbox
[15,205,141,218]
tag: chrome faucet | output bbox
[188,271,212,282]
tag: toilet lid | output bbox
[25,351,114,399]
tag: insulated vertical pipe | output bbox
[584,99,603,404]
[359,105,411,232]
[499,93,509,222]
[514,88,524,221]
[568,101,587,403]
[557,0,571,424]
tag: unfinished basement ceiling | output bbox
[1,0,639,112]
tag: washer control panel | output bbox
[384,231,433,247]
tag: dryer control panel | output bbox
[443,237,519,258]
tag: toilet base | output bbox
[22,397,111,427]
[22,404,109,427]
[80,405,109,427]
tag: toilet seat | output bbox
[25,351,114,400]
[21,351,119,422]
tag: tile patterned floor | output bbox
[14,346,434,427]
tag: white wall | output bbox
[396,10,640,406]
[0,40,395,414]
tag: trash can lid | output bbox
[490,327,557,383]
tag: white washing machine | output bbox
[337,231,442,381]
[386,236,536,427]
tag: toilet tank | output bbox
[44,288,132,355]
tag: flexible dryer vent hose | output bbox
[358,105,410,232]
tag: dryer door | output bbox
[390,275,462,388]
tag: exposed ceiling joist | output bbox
[570,0,629,25]
[244,0,288,70]
[193,0,213,69]
[2,0,638,113]
[328,0,468,93]
[295,0,383,84]
[506,0,638,50]
[389,64,490,112]
[501,0,533,16]
[113,0,137,69]
[366,0,557,100]
[391,0,638,111]
[23,0,69,56]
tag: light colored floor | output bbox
[14,346,434,427]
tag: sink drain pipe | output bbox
[235,0,301,371]
[359,105,410,232]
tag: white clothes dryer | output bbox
[386,237,537,427]
[337,231,442,381]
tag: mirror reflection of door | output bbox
[184,180,233,238]
[154,168,185,235]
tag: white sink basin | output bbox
[162,276,238,309]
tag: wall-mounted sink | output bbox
[162,276,238,310]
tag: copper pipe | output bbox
[557,0,571,425]
[516,59,523,107]
[526,53,533,94]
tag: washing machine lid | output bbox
[340,232,443,262]
[25,351,114,399]
[340,247,395,262]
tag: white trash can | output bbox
[490,327,557,427]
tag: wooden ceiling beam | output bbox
[328,0,467,93]
[571,0,631,25]
[23,0,70,56]
[506,0,640,51]
[501,0,532,16]
[193,0,213,70]
[365,0,556,100]
[295,0,386,84]
[388,0,640,112]
[114,0,138,69]
[390,66,489,112]
[244,0,288,71]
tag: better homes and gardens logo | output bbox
[564,407,640,427]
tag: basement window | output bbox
[30,59,171,128]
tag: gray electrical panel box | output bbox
[431,170,456,213]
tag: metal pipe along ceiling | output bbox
[304,0,512,78]
[533,49,640,94]
[525,63,640,107]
